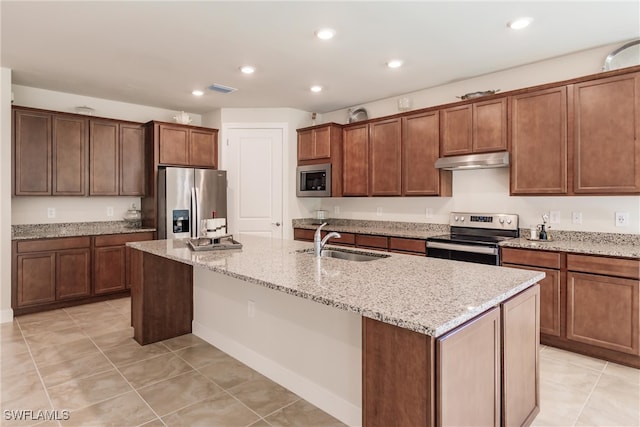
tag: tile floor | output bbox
[1,297,639,427]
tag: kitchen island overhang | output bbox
[128,236,544,426]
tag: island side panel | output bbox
[362,317,435,427]
[131,249,193,345]
[502,284,540,427]
[437,307,501,427]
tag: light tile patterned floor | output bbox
[1,297,639,426]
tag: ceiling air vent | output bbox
[208,83,238,94]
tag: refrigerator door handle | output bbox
[191,187,198,238]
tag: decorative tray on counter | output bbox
[187,235,243,251]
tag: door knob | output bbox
[272,222,281,227]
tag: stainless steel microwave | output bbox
[296,163,331,197]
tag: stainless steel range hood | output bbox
[434,151,509,170]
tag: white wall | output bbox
[10,85,204,225]
[319,43,640,234]
[202,108,320,239]
[1,68,13,322]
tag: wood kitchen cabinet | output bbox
[510,87,568,195]
[297,124,333,161]
[573,72,640,194]
[342,119,402,197]
[156,122,218,168]
[402,110,451,196]
[90,120,145,196]
[52,114,89,196]
[94,233,154,295]
[440,97,507,157]
[294,228,427,255]
[369,118,402,196]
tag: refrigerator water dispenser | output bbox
[173,209,190,233]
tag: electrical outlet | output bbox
[247,300,255,318]
[549,211,561,224]
[425,208,434,219]
[47,207,56,219]
[572,212,583,224]
[376,207,382,216]
[106,207,114,217]
[334,206,340,215]
[615,212,630,227]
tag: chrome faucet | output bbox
[314,222,341,257]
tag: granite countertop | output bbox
[12,221,156,240]
[128,235,544,338]
[293,218,640,259]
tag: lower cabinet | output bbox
[502,247,640,367]
[363,284,540,427]
[12,232,154,315]
[293,228,426,256]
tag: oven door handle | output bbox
[426,241,498,255]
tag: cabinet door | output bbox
[503,263,561,337]
[52,115,88,195]
[14,109,52,195]
[437,307,501,427]
[90,120,119,195]
[369,118,401,196]
[297,129,314,161]
[343,124,369,196]
[567,272,639,355]
[501,285,540,427]
[159,124,189,165]
[511,87,568,195]
[94,246,126,294]
[473,98,507,153]
[56,248,91,299]
[313,126,331,159]
[190,128,217,168]
[120,123,145,196]
[402,111,450,196]
[16,253,56,307]
[574,73,640,194]
[440,104,472,156]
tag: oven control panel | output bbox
[449,212,519,230]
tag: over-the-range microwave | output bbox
[296,163,331,197]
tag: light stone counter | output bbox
[12,221,156,240]
[500,237,640,259]
[128,235,544,337]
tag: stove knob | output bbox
[460,216,465,222]
[454,216,459,221]
[507,218,512,224]
[499,218,505,224]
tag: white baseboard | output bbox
[193,320,362,427]
[0,308,14,323]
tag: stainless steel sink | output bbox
[300,248,389,262]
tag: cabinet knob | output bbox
[272,222,281,227]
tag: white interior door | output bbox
[227,127,283,239]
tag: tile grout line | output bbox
[570,361,607,426]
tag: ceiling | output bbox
[2,1,639,114]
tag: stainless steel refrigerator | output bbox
[157,167,227,239]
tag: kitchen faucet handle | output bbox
[314,222,328,241]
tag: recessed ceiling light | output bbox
[240,65,255,74]
[310,85,323,93]
[507,17,533,30]
[192,90,204,96]
[315,28,335,40]
[387,59,403,69]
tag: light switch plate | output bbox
[376,207,383,216]
[334,206,340,215]
[549,211,561,224]
[106,207,114,217]
[47,207,56,219]
[572,212,582,224]
[425,208,434,219]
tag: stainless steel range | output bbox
[426,212,519,265]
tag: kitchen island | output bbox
[128,236,544,426]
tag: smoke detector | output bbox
[208,83,238,94]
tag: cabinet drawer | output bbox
[325,231,355,246]
[389,237,426,254]
[293,228,315,241]
[567,254,639,280]
[501,248,561,269]
[94,232,155,247]
[356,234,389,250]
[17,236,91,253]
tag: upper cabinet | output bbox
[296,123,343,196]
[440,98,507,156]
[402,111,451,196]
[342,123,369,196]
[573,72,640,194]
[13,108,88,196]
[155,122,217,168]
[13,106,144,197]
[510,87,568,195]
[369,118,402,196]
